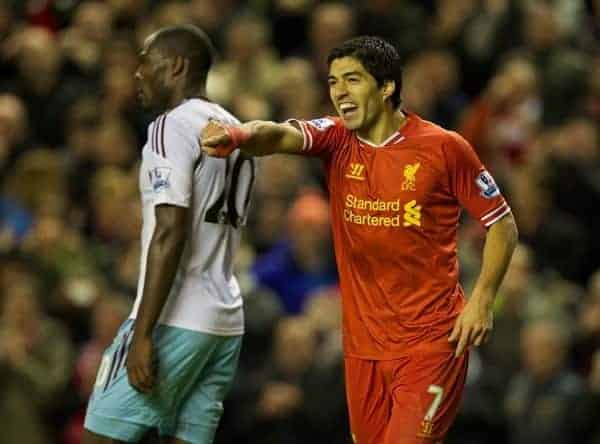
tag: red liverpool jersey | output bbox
[291,113,511,360]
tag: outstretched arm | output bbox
[449,212,518,357]
[127,204,188,393]
[201,120,305,157]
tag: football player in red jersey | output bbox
[201,36,518,444]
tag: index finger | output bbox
[454,329,471,358]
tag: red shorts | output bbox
[344,351,468,444]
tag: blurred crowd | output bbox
[0,0,598,443]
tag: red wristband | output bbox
[206,124,252,158]
[226,125,251,148]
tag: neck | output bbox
[169,83,207,109]
[357,108,406,145]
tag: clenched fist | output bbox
[201,120,250,158]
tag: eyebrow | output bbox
[328,71,363,80]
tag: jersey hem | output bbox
[151,198,190,208]
[128,316,244,336]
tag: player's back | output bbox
[132,98,256,335]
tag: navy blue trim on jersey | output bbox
[151,114,167,158]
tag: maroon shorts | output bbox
[344,351,468,444]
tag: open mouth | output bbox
[339,103,358,119]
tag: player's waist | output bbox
[342,330,457,360]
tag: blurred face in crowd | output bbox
[274,317,317,376]
[402,58,437,117]
[524,3,561,50]
[17,28,61,90]
[74,1,114,44]
[152,2,189,28]
[287,192,331,271]
[91,167,139,241]
[225,16,269,62]
[135,34,173,109]
[328,56,394,131]
[310,3,354,54]
[488,59,537,108]
[276,58,320,119]
[420,50,459,98]
[0,94,27,151]
[94,118,136,167]
[231,93,272,121]
[305,292,341,335]
[562,118,598,162]
[108,0,145,19]
[521,320,569,381]
[1,282,41,329]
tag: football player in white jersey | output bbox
[83,25,255,444]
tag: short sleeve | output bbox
[147,114,200,208]
[444,131,510,228]
[286,116,344,158]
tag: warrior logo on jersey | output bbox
[308,118,335,131]
[149,167,171,192]
[475,171,500,199]
[346,163,365,181]
[402,162,421,191]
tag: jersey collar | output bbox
[356,131,405,148]
[355,112,414,148]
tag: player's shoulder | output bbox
[304,116,345,132]
[409,114,472,154]
[169,98,239,133]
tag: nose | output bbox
[332,83,348,101]
[135,66,142,81]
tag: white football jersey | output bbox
[130,98,256,335]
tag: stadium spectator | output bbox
[252,190,338,314]
[505,318,585,444]
[0,280,74,444]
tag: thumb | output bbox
[202,134,231,147]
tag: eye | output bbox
[348,77,360,83]
[328,79,337,87]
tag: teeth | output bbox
[340,103,356,111]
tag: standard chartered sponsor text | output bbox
[344,193,402,227]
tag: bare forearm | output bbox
[134,223,186,337]
[472,213,518,301]
[237,121,303,156]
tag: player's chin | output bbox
[341,117,361,130]
[137,90,151,108]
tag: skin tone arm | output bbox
[126,204,188,393]
[449,212,518,357]
[201,120,305,157]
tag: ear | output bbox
[170,55,189,81]
[381,80,396,102]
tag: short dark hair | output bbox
[327,36,403,109]
[150,24,216,86]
